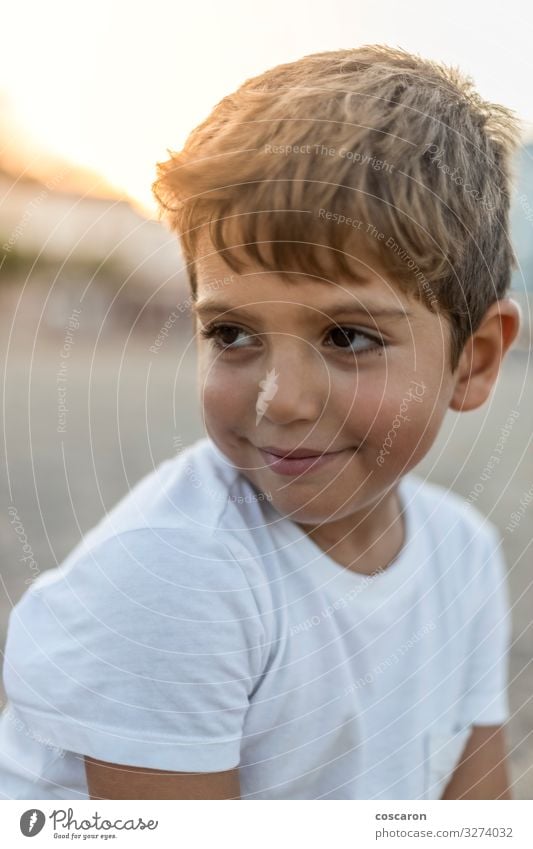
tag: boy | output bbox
[0,45,521,800]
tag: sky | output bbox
[1,0,532,216]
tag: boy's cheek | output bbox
[200,373,236,413]
[199,369,257,428]
[366,386,447,468]
[360,383,429,439]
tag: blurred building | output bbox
[0,165,190,336]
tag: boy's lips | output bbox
[259,444,347,459]
[256,444,355,476]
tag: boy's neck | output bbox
[295,487,406,577]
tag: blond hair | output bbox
[152,44,521,371]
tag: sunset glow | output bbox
[1,0,532,215]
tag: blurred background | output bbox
[0,0,531,798]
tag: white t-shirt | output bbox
[0,437,511,800]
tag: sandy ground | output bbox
[0,317,531,798]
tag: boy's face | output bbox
[193,235,458,526]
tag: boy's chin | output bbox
[264,494,349,527]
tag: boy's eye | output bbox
[199,323,256,350]
[324,326,384,355]
[198,322,384,356]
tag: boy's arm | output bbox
[84,756,240,799]
[441,725,512,799]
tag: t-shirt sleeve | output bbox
[2,527,267,772]
[458,524,512,727]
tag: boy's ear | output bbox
[449,298,522,413]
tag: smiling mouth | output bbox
[256,444,357,476]
[258,445,351,459]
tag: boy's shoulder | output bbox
[72,436,240,550]
[400,473,506,615]
[402,470,501,550]
[25,436,262,597]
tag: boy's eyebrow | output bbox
[191,299,413,319]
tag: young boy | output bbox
[0,45,522,800]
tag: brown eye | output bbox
[199,323,254,351]
[326,326,384,355]
[330,327,356,348]
[211,326,240,346]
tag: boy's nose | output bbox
[255,343,326,425]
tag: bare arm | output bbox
[441,724,512,800]
[84,756,240,800]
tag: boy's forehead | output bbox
[194,249,413,316]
